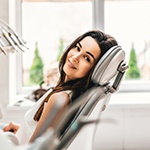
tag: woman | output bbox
[3,30,118,145]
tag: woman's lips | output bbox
[68,60,76,69]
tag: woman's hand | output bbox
[3,122,20,134]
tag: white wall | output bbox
[94,103,150,150]
[0,0,150,149]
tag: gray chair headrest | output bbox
[92,46,125,86]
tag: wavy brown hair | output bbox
[33,30,118,121]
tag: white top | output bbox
[15,89,72,145]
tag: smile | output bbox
[68,60,76,69]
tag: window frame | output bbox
[9,0,150,101]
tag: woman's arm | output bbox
[29,91,70,142]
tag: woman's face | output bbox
[63,36,101,81]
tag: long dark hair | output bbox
[33,30,118,121]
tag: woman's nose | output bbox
[72,53,80,63]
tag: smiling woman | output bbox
[63,36,101,81]
[2,30,118,145]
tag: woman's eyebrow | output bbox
[77,42,82,48]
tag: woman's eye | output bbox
[84,56,90,62]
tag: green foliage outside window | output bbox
[126,43,141,79]
[29,42,44,85]
[56,38,64,61]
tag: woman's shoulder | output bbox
[51,90,72,101]
[46,91,70,107]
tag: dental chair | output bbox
[0,45,127,150]
[2,44,126,150]
[50,45,127,150]
[0,20,128,150]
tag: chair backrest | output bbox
[52,45,128,150]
